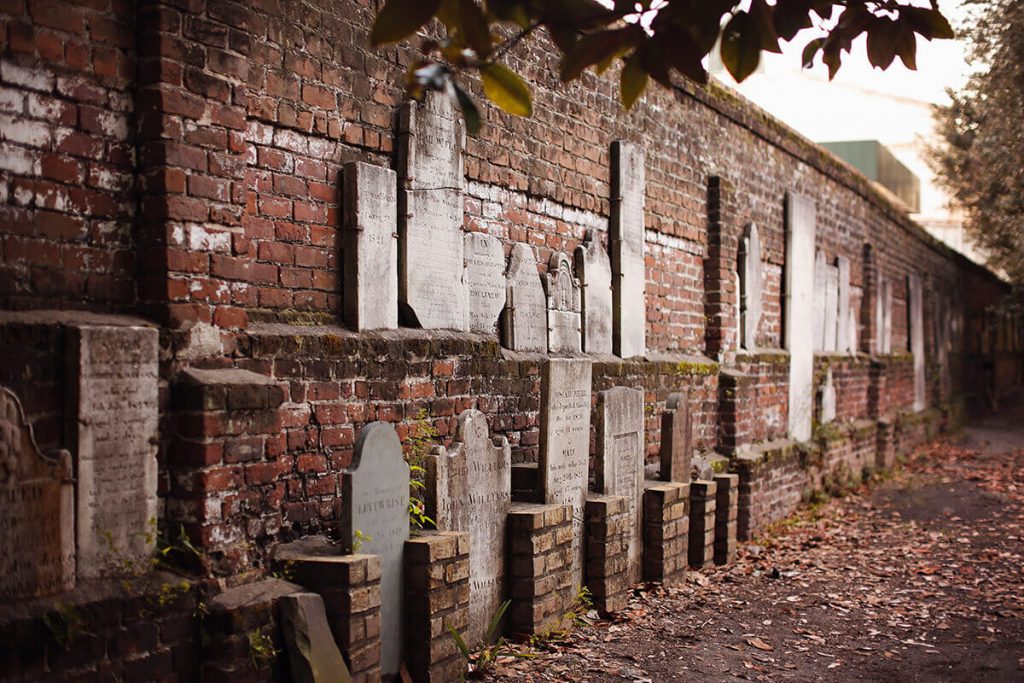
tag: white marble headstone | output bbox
[610,141,646,359]
[786,194,817,442]
[836,256,851,352]
[813,249,827,352]
[574,229,613,354]
[342,161,398,331]
[881,279,893,354]
[819,367,837,424]
[545,252,582,354]
[502,242,547,352]
[464,232,507,334]
[824,263,839,352]
[740,222,763,351]
[908,274,926,412]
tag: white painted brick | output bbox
[0,86,23,114]
[273,128,307,154]
[0,142,38,175]
[0,60,54,92]
[187,223,232,252]
[0,114,52,147]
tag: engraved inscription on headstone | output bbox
[659,391,692,483]
[836,256,851,352]
[574,229,613,354]
[342,161,398,331]
[813,249,827,352]
[340,422,410,678]
[824,263,839,352]
[908,274,926,412]
[545,252,582,354]
[595,386,645,585]
[0,386,74,600]
[426,410,511,646]
[610,141,646,359]
[739,222,763,351]
[68,324,159,579]
[464,232,507,334]
[539,358,593,585]
[819,367,837,424]
[398,90,468,330]
[502,242,548,352]
[786,194,817,442]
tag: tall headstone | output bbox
[786,194,817,442]
[425,410,511,646]
[342,161,398,331]
[659,391,691,483]
[502,242,547,352]
[908,274,926,411]
[539,359,592,585]
[813,249,827,351]
[0,386,74,600]
[819,367,837,424]
[824,263,839,352]
[847,308,858,356]
[610,141,646,359]
[68,324,159,579]
[464,232,507,334]
[595,386,645,585]
[836,256,851,352]
[545,252,582,354]
[739,222,763,351]
[574,229,613,354]
[398,90,467,330]
[882,279,893,354]
[340,422,410,677]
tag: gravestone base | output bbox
[734,440,803,542]
[506,503,574,635]
[404,531,470,683]
[688,481,717,568]
[875,418,896,470]
[584,495,632,615]
[713,474,739,566]
[642,481,690,586]
[717,369,756,455]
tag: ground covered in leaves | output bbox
[486,403,1024,682]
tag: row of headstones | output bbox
[0,324,160,601]
[343,91,646,357]
[340,358,696,677]
[813,250,858,354]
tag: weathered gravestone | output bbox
[847,308,859,356]
[659,391,692,483]
[824,262,839,352]
[813,249,827,351]
[595,386,646,584]
[876,277,894,354]
[340,422,410,678]
[785,194,817,442]
[836,256,851,352]
[539,358,593,585]
[739,222,763,351]
[502,242,547,352]
[68,324,159,579]
[464,232,507,334]
[610,141,646,359]
[545,252,582,354]
[574,229,613,354]
[426,410,511,646]
[280,592,352,683]
[908,274,926,411]
[819,368,837,424]
[342,161,398,331]
[0,385,74,600]
[398,90,467,330]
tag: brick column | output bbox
[704,176,741,363]
[688,480,717,568]
[506,503,574,635]
[713,473,738,565]
[642,481,689,585]
[861,243,877,354]
[584,495,631,614]
[718,369,754,454]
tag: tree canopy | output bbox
[931,0,1024,284]
[370,0,954,133]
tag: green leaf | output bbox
[447,622,471,659]
[721,12,762,82]
[894,23,918,71]
[620,52,648,110]
[903,7,955,40]
[452,82,482,135]
[866,19,898,70]
[481,63,533,116]
[370,0,442,47]
[559,26,638,81]
[801,37,825,69]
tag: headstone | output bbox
[836,256,851,352]
[574,229,613,354]
[0,386,74,600]
[848,308,858,356]
[545,252,582,354]
[502,242,547,352]
[819,368,837,424]
[595,386,645,584]
[908,274,926,412]
[785,194,817,442]
[464,232,507,334]
[539,358,592,585]
[610,141,646,359]
[882,280,893,354]
[342,161,398,331]
[425,410,511,646]
[340,422,410,677]
[659,392,692,483]
[68,324,159,579]
[823,263,839,352]
[813,249,827,351]
[739,222,763,351]
[398,90,467,330]
[280,592,352,683]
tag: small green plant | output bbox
[528,585,594,647]
[42,602,92,648]
[155,523,203,572]
[405,410,438,530]
[448,600,531,679]
[352,529,373,552]
[271,559,295,581]
[247,627,279,667]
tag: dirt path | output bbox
[486,399,1024,682]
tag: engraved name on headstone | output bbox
[545,252,582,354]
[574,229,613,355]
[398,90,467,330]
[464,232,507,334]
[659,391,692,483]
[836,256,851,352]
[824,263,839,352]
[340,422,410,677]
[0,386,74,600]
[68,324,159,579]
[502,242,548,352]
[426,410,511,646]
[739,222,763,351]
[813,249,827,351]
[610,141,646,359]
[785,193,817,442]
[595,386,645,585]
[539,358,593,585]
[342,161,398,331]
[908,274,926,412]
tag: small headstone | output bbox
[908,274,926,411]
[819,368,837,424]
[464,232,507,334]
[813,249,827,351]
[398,90,468,330]
[574,229,613,354]
[426,409,511,646]
[785,193,817,442]
[502,242,547,352]
[610,141,646,359]
[836,256,851,352]
[340,422,410,677]
[595,386,645,585]
[881,279,893,353]
[739,222,763,351]
[539,358,593,585]
[823,263,839,352]
[847,308,858,356]
[68,324,159,579]
[342,161,398,331]
[280,592,352,683]
[545,252,582,354]
[659,392,692,483]
[0,386,74,600]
